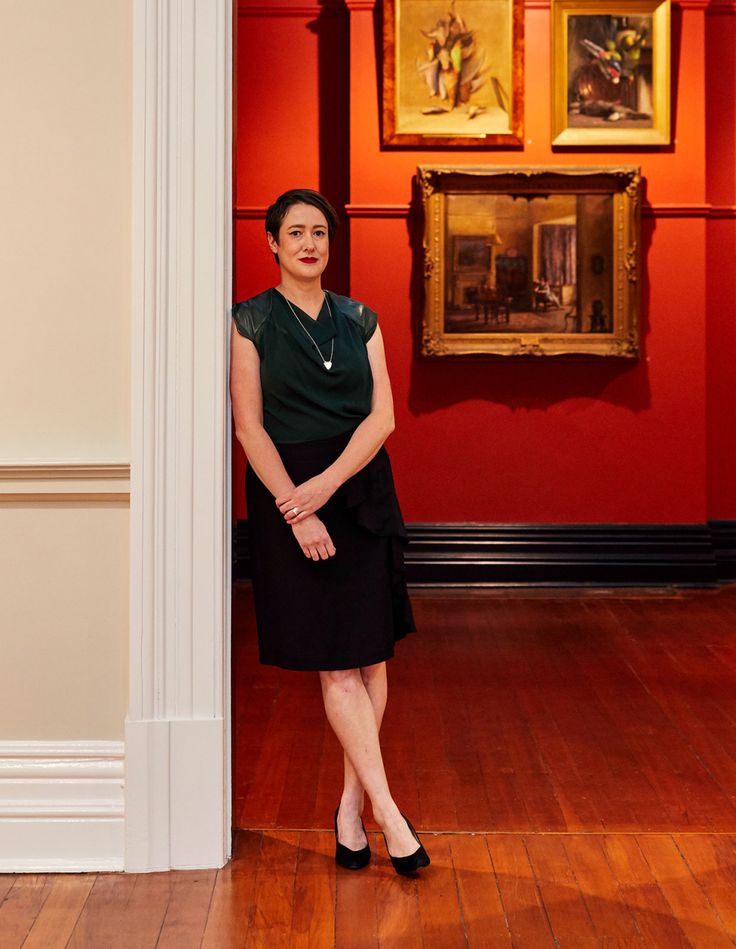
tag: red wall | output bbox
[706,8,736,519]
[234,0,735,524]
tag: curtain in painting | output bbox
[540,224,576,285]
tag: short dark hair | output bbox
[265,189,338,263]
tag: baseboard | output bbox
[710,520,736,581]
[233,520,736,587]
[0,741,124,872]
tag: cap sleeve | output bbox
[231,302,256,341]
[363,306,378,342]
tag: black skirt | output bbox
[245,428,416,671]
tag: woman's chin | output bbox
[289,261,327,279]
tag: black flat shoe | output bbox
[334,805,371,870]
[383,813,430,876]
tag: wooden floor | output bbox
[4,585,736,947]
[233,585,736,835]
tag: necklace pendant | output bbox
[282,291,335,370]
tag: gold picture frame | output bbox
[418,164,641,358]
[552,0,671,146]
[382,0,524,147]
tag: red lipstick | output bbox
[300,257,318,263]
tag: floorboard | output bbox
[4,585,736,947]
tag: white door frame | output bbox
[125,0,233,871]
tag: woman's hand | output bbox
[291,514,336,561]
[276,474,337,524]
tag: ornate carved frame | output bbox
[418,164,641,358]
[382,0,525,147]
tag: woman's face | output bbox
[267,203,329,281]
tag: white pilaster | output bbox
[127,0,233,871]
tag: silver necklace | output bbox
[282,291,335,370]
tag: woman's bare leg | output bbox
[319,664,419,857]
[335,662,387,848]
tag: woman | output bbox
[230,188,430,875]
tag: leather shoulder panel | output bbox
[231,288,273,341]
[327,291,378,341]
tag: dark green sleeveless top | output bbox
[231,287,378,444]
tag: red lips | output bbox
[299,257,318,263]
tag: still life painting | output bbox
[552,0,670,145]
[382,0,524,146]
[418,165,641,357]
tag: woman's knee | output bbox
[359,661,386,683]
[319,667,363,692]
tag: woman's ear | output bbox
[266,230,279,254]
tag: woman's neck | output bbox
[275,276,324,312]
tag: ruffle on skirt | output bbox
[341,446,416,637]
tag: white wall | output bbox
[0,1,132,741]
[0,502,129,740]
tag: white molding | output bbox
[0,462,130,501]
[127,0,233,871]
[0,741,124,872]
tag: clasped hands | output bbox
[275,474,337,561]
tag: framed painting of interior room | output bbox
[551,0,671,146]
[418,164,641,358]
[382,0,524,146]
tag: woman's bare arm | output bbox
[275,324,395,523]
[230,323,295,498]
[230,323,336,560]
